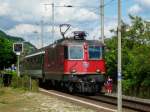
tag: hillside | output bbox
[0,30,24,42]
[0,30,37,53]
[0,30,37,69]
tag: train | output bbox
[21,25,106,94]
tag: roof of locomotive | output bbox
[36,38,104,50]
[25,38,104,58]
[52,38,104,46]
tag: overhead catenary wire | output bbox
[103,0,116,7]
[43,0,119,43]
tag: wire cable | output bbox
[103,0,116,7]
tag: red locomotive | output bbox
[21,25,106,94]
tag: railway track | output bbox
[39,88,150,112]
[79,94,150,112]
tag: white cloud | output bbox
[88,21,117,40]
[6,23,43,48]
[135,0,150,7]
[56,0,96,6]
[56,8,98,23]
[6,20,117,48]
[55,0,98,22]
[0,0,51,22]
[0,2,11,16]
[7,24,40,37]
[0,0,98,23]
[0,0,118,47]
[72,8,98,21]
[128,4,143,14]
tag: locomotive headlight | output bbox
[71,69,76,73]
[96,69,100,73]
[91,79,95,82]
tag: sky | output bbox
[0,0,150,48]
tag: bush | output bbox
[0,77,4,88]
[31,79,39,92]
[0,70,39,92]
[11,75,39,92]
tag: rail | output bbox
[79,94,150,112]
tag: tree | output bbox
[105,15,150,97]
[0,30,37,70]
[0,38,16,69]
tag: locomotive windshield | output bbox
[88,46,102,59]
[69,46,83,59]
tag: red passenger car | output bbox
[22,31,106,94]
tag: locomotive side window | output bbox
[88,46,102,59]
[69,46,83,59]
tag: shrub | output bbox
[11,75,39,92]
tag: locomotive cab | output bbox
[63,39,106,93]
[64,42,105,75]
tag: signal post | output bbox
[13,43,23,77]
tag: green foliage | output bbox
[0,70,38,92]
[105,15,150,98]
[1,70,17,76]
[11,75,39,92]
[31,79,39,92]
[0,89,5,96]
[0,30,24,42]
[0,38,16,69]
[0,30,37,70]
[0,78,3,88]
[105,37,117,81]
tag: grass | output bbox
[0,88,38,112]
[0,87,96,112]
[0,88,29,112]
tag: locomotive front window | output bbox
[69,46,83,59]
[88,46,102,59]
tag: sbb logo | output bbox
[82,61,89,68]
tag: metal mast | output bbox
[117,0,122,111]
[52,1,54,43]
[41,20,44,47]
[100,0,104,43]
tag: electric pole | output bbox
[52,2,54,42]
[117,0,122,112]
[44,2,72,44]
[41,20,44,48]
[17,54,20,77]
[44,1,55,43]
[100,0,104,43]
